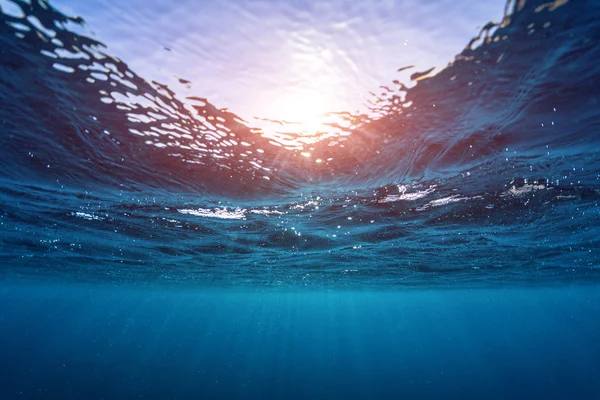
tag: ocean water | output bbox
[1,0,600,398]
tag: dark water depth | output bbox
[1,281,600,399]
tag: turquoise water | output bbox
[1,282,600,398]
[1,0,600,397]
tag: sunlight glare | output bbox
[269,89,332,135]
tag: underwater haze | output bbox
[1,0,600,398]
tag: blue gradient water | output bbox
[1,0,600,398]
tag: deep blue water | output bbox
[1,0,600,398]
[1,282,600,399]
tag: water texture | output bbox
[1,0,600,397]
[1,0,599,288]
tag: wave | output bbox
[1,0,599,287]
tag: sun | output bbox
[270,89,330,135]
[254,86,355,152]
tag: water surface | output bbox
[1,0,599,397]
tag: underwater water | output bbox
[1,0,600,398]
